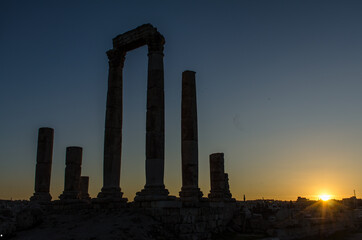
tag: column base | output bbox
[59,191,80,200]
[134,185,170,202]
[92,198,127,209]
[97,187,127,202]
[179,187,203,202]
[30,192,52,202]
[208,191,235,202]
[52,199,92,209]
[80,193,91,200]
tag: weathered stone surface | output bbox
[181,71,198,142]
[59,147,83,200]
[146,88,164,109]
[145,132,164,159]
[30,127,54,202]
[180,71,203,202]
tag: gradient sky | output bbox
[1,0,362,201]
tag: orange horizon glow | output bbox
[319,194,331,201]
[0,185,352,202]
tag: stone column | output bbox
[224,173,232,199]
[80,176,90,200]
[59,147,82,200]
[135,34,169,201]
[179,71,203,201]
[208,153,227,200]
[30,127,54,202]
[98,49,127,201]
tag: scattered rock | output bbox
[16,208,43,230]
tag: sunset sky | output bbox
[1,0,361,201]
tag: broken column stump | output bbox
[59,147,82,200]
[30,127,54,202]
[80,176,91,200]
[208,153,233,201]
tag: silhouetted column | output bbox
[135,35,169,201]
[59,147,82,200]
[80,176,90,200]
[224,173,232,198]
[208,153,226,200]
[30,127,54,202]
[179,71,203,201]
[98,49,127,201]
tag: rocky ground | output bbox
[13,209,175,240]
[0,200,175,240]
[1,200,361,240]
[212,231,362,240]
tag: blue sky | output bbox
[1,0,362,200]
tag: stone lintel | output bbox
[112,24,165,52]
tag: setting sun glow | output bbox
[319,194,331,201]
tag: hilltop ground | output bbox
[5,207,175,240]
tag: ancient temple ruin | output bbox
[30,24,237,239]
[17,23,360,240]
[98,24,169,201]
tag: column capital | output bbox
[148,43,164,54]
[147,33,165,54]
[106,49,126,69]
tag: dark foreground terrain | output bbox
[3,207,175,240]
[1,200,361,240]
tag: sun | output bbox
[319,194,331,201]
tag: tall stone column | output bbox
[179,71,203,201]
[80,176,90,200]
[98,49,127,201]
[30,127,54,202]
[135,35,169,201]
[208,153,227,200]
[59,147,82,200]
